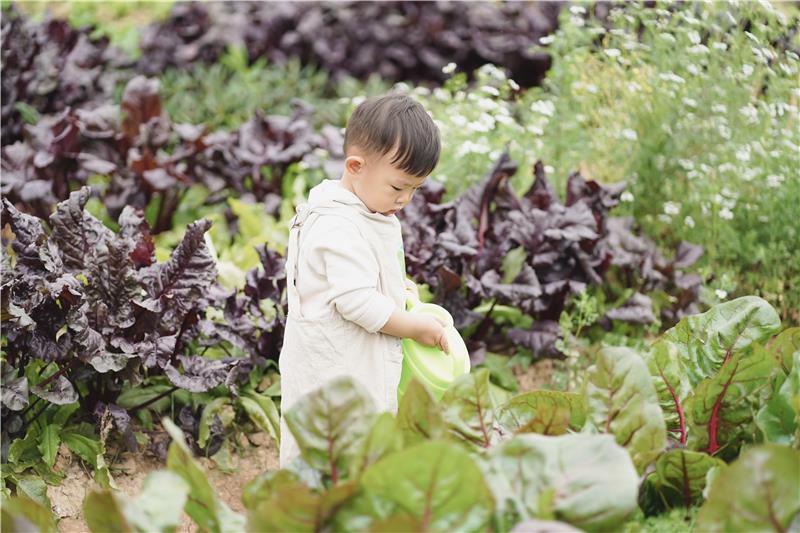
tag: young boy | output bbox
[279,94,450,467]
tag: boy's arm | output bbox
[379,308,421,338]
[314,218,397,333]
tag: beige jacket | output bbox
[278,179,407,467]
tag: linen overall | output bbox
[278,200,406,467]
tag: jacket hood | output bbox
[304,179,398,226]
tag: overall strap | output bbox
[287,202,403,317]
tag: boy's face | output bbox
[343,148,427,216]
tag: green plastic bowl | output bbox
[397,299,470,402]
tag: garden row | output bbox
[4,297,799,531]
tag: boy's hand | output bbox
[409,314,450,355]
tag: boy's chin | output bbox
[381,209,398,216]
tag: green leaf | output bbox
[585,346,667,474]
[497,390,585,436]
[396,378,447,446]
[14,476,51,508]
[37,424,61,469]
[128,471,189,532]
[686,347,778,457]
[661,296,781,387]
[52,402,80,426]
[646,338,693,445]
[483,433,638,532]
[242,470,301,511]
[769,327,800,373]
[1,495,58,532]
[479,353,519,392]
[640,450,725,514]
[61,428,115,488]
[757,352,800,446]
[210,438,236,473]
[441,369,495,448]
[198,397,231,448]
[349,412,404,478]
[162,418,245,533]
[116,383,176,411]
[242,391,281,443]
[695,444,800,532]
[360,440,494,532]
[8,427,41,465]
[246,476,358,532]
[284,376,376,483]
[83,490,133,532]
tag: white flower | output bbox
[678,159,695,171]
[711,103,727,114]
[659,72,686,84]
[719,207,734,220]
[433,88,449,101]
[495,114,515,126]
[621,128,638,141]
[530,100,555,117]
[586,84,599,94]
[621,191,634,202]
[739,104,759,124]
[480,85,500,97]
[569,5,586,15]
[688,30,701,45]
[478,63,506,81]
[451,115,467,127]
[735,147,751,162]
[682,97,697,108]
[508,79,520,91]
[659,33,677,44]
[742,64,754,77]
[712,41,728,51]
[688,44,709,55]
[684,215,696,228]
[539,35,556,45]
[477,98,499,112]
[527,125,544,135]
[627,81,641,92]
[442,62,457,74]
[767,174,784,188]
[663,201,681,216]
[718,124,731,139]
[758,215,769,223]
[658,214,673,224]
[604,48,621,58]
[456,140,491,157]
[544,165,555,174]
[687,64,700,76]
[715,289,728,299]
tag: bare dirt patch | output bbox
[49,433,279,532]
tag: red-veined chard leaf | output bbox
[695,444,800,532]
[497,390,585,436]
[585,346,667,474]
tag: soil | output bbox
[49,432,279,533]
[512,358,554,392]
[48,362,550,532]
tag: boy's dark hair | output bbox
[343,94,441,178]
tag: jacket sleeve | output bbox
[307,216,396,333]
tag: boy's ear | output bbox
[344,155,365,176]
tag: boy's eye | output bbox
[391,186,402,191]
